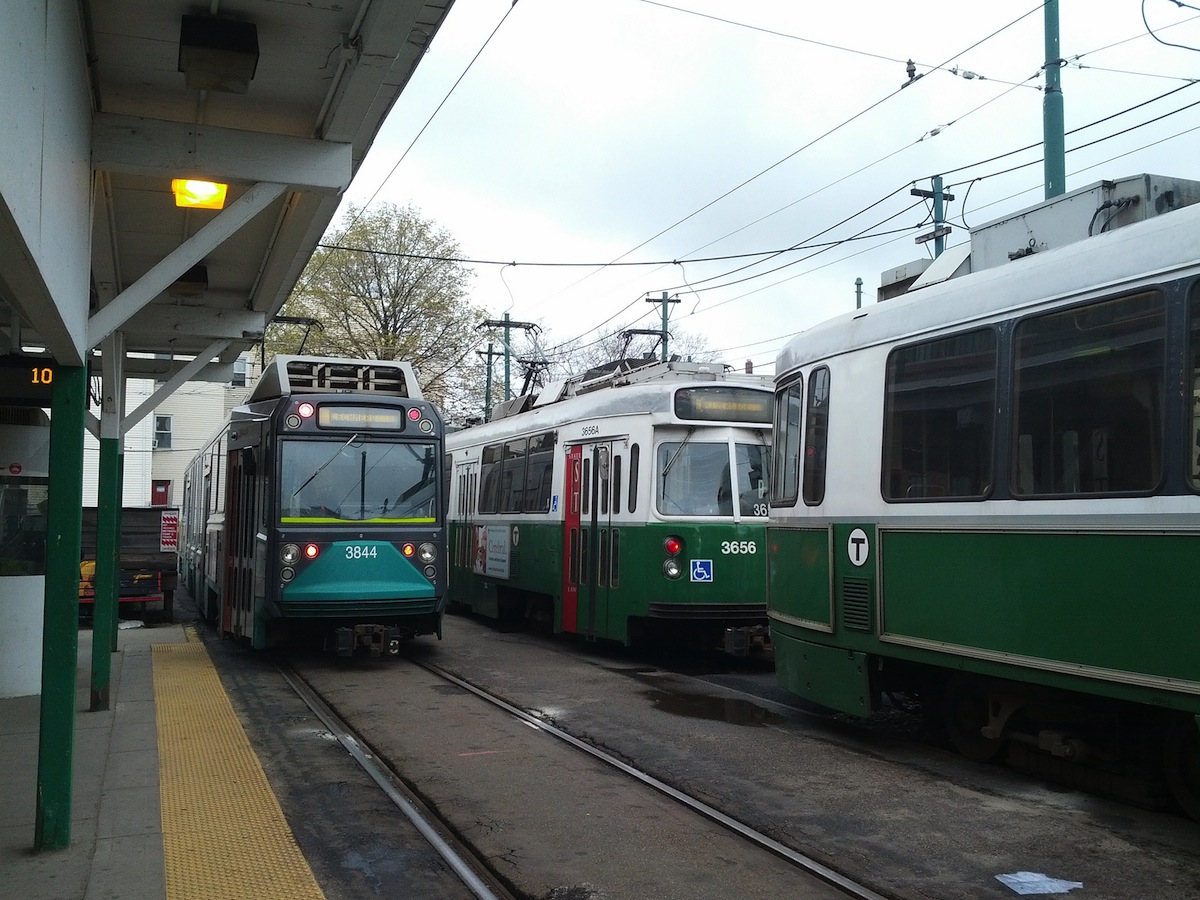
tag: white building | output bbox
[82,354,259,507]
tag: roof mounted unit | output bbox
[248,356,420,402]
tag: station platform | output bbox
[0,623,325,900]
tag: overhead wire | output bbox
[538,2,1049,308]
[534,2,1050,351]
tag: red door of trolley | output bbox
[561,445,581,633]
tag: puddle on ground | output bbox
[642,689,785,727]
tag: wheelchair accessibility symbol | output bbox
[690,559,714,582]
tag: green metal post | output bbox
[502,313,512,401]
[110,450,124,651]
[659,292,669,362]
[932,175,946,257]
[484,342,494,421]
[1043,0,1066,198]
[90,437,120,710]
[35,364,87,850]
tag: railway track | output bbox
[279,655,887,900]
[278,663,516,900]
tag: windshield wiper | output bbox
[291,433,360,499]
[661,426,696,479]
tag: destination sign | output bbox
[674,386,773,424]
[316,404,406,431]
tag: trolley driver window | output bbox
[280,438,439,522]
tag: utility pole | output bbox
[476,342,497,421]
[479,314,539,402]
[1043,0,1066,199]
[647,292,679,361]
[912,176,954,257]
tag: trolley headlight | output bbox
[417,542,437,563]
[280,566,296,582]
[423,565,437,579]
[663,558,682,579]
[281,543,300,565]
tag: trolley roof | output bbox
[247,356,422,402]
[451,360,772,448]
[777,181,1200,379]
[489,359,770,422]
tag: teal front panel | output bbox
[282,540,435,608]
[880,530,1200,685]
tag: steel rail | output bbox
[416,659,891,900]
[277,665,512,900]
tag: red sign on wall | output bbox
[160,511,179,552]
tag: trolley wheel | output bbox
[1164,713,1200,821]
[944,674,1005,763]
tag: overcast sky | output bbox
[340,0,1200,378]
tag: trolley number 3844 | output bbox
[721,540,757,554]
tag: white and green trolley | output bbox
[446,359,772,652]
[767,175,1200,817]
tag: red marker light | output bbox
[664,536,683,556]
[303,543,320,559]
[402,543,416,558]
[408,407,421,421]
[297,401,316,419]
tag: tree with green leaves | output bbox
[268,203,485,417]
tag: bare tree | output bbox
[267,203,485,417]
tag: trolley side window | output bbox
[479,444,502,513]
[802,366,830,506]
[628,443,640,513]
[524,432,555,513]
[612,453,623,515]
[501,439,527,513]
[771,377,803,505]
[1013,291,1164,496]
[883,328,997,501]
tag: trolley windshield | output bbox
[279,436,439,523]
[656,440,770,517]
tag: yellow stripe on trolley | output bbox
[153,642,325,900]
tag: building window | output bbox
[153,415,173,450]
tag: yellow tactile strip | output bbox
[153,642,325,900]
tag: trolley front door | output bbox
[222,445,256,638]
[565,441,615,638]
[562,446,582,632]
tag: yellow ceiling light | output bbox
[171,179,228,210]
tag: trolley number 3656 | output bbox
[721,540,757,555]
[345,544,378,560]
